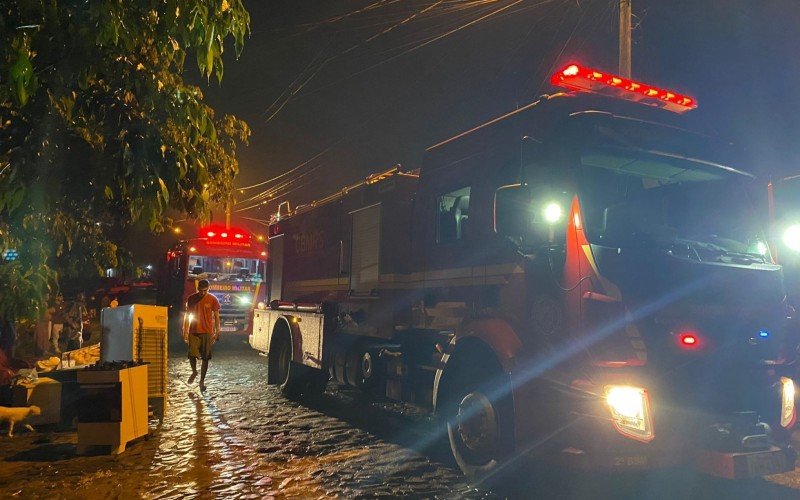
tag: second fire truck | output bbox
[250,65,797,481]
[159,224,268,335]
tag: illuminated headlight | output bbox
[780,377,796,429]
[605,385,654,442]
[543,202,563,224]
[756,241,768,256]
[238,295,252,305]
[784,224,800,252]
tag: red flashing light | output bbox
[198,225,253,242]
[551,64,697,114]
[677,331,701,349]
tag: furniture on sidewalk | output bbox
[76,363,148,454]
[100,305,168,419]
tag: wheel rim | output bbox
[456,391,499,462]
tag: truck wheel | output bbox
[271,332,305,398]
[445,368,514,482]
[271,331,328,399]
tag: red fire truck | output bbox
[159,224,268,334]
[250,65,797,481]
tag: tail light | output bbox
[605,385,655,442]
[780,377,796,429]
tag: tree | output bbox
[0,1,251,319]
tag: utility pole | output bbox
[225,195,232,230]
[619,0,632,78]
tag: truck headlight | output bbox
[780,377,796,429]
[605,385,655,442]
[783,224,800,252]
[543,202,563,224]
[238,295,252,305]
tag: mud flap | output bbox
[694,446,796,479]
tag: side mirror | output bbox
[494,184,530,238]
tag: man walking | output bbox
[182,279,220,391]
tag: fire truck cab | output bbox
[251,65,797,481]
[159,225,267,335]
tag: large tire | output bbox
[444,361,514,483]
[270,331,305,398]
[270,330,328,399]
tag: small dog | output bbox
[0,405,42,437]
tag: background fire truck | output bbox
[250,65,797,481]
[158,224,267,335]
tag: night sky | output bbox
[197,0,800,228]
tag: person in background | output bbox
[99,292,111,310]
[49,294,65,354]
[182,279,220,392]
[63,293,88,351]
[109,296,119,308]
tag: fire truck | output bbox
[250,65,797,480]
[159,224,268,334]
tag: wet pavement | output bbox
[2,338,800,499]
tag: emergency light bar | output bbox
[198,224,252,242]
[551,64,697,114]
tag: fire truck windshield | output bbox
[575,119,768,261]
[186,255,265,283]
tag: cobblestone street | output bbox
[2,338,800,499]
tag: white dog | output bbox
[0,405,42,437]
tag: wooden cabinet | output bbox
[76,364,148,454]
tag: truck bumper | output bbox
[219,313,248,334]
[547,442,795,478]
[550,446,681,472]
[694,445,796,479]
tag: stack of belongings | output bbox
[61,343,101,368]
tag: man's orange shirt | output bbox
[186,292,220,334]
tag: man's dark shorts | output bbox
[188,333,213,360]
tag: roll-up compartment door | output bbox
[269,235,284,301]
[350,204,381,294]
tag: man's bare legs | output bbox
[199,359,209,391]
[188,357,197,384]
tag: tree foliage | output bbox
[0,0,251,319]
